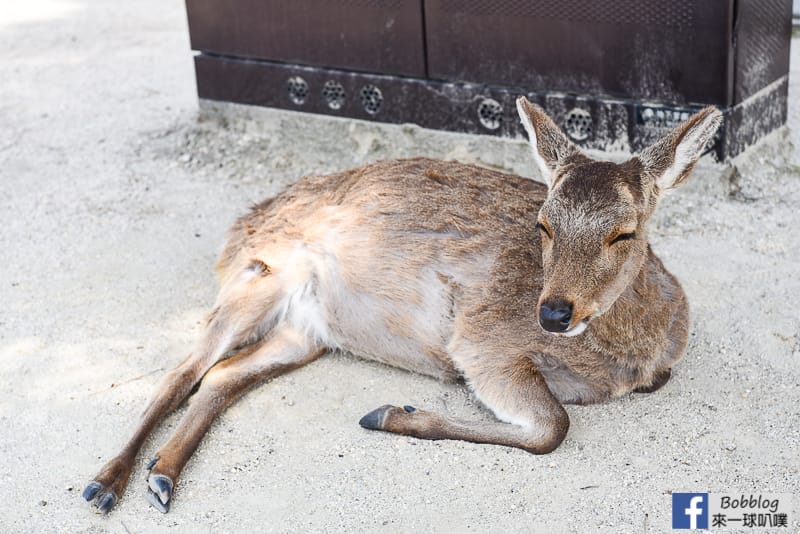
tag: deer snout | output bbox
[538,301,573,333]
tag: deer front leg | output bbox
[144,327,324,513]
[360,353,569,454]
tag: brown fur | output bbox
[83,98,721,514]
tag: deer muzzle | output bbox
[538,300,573,333]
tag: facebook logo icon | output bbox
[672,493,709,529]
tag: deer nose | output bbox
[539,301,573,333]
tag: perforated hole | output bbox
[477,98,503,130]
[322,80,346,110]
[564,108,592,141]
[286,76,309,105]
[640,107,691,128]
[360,85,383,115]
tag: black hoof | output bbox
[146,487,170,513]
[146,473,173,513]
[403,405,416,413]
[634,368,672,394]
[359,404,395,430]
[145,457,159,470]
[97,492,117,514]
[83,481,118,514]
[82,482,102,502]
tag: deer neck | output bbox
[587,246,683,357]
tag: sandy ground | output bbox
[1,1,798,533]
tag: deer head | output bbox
[516,97,722,336]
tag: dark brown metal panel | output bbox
[194,54,514,135]
[194,53,792,160]
[194,54,635,147]
[188,1,792,161]
[185,0,427,77]
[732,0,792,104]
[423,0,734,106]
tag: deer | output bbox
[82,97,721,514]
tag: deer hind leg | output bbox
[83,261,286,514]
[145,326,323,513]
[360,350,570,454]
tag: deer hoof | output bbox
[96,491,117,514]
[634,368,672,394]
[82,481,118,514]
[360,404,419,430]
[82,481,102,502]
[358,404,396,430]
[146,473,173,513]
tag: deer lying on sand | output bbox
[83,98,721,513]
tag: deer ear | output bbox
[516,97,579,187]
[638,107,723,191]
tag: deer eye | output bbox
[535,222,552,239]
[610,232,636,245]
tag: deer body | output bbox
[83,99,721,514]
[229,157,687,399]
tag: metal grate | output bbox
[360,85,383,114]
[639,107,690,128]
[438,0,694,28]
[286,76,309,105]
[322,80,346,110]
[477,98,503,130]
[564,108,592,141]
[335,0,405,7]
